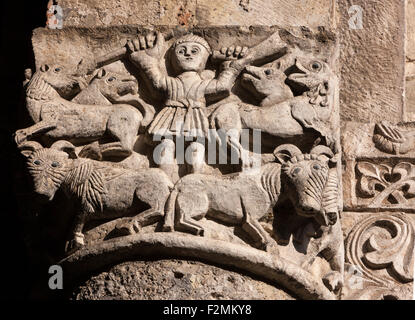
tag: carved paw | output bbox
[322,272,343,293]
[14,129,28,145]
[65,233,85,254]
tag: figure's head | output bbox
[171,34,211,73]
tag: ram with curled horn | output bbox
[19,140,173,254]
[274,143,344,293]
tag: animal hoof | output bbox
[323,272,343,293]
[65,235,85,255]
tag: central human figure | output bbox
[127,32,248,179]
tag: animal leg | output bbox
[14,121,57,145]
[175,193,208,236]
[240,201,269,251]
[115,208,163,235]
[65,212,87,254]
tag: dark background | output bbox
[1,0,47,299]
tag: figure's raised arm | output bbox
[127,32,169,92]
[205,46,249,96]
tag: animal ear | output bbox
[310,145,334,162]
[40,64,49,72]
[51,140,77,159]
[18,141,43,158]
[96,68,106,79]
[273,144,302,164]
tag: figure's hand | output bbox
[127,32,165,61]
[219,46,249,60]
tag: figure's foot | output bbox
[323,271,343,293]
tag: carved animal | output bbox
[210,55,335,163]
[72,68,155,129]
[72,68,138,106]
[164,145,337,243]
[274,144,344,293]
[19,140,173,253]
[162,143,343,292]
[15,64,144,158]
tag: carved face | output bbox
[92,69,138,102]
[39,64,85,99]
[241,65,291,100]
[26,149,71,202]
[287,57,329,89]
[283,158,332,226]
[171,42,209,73]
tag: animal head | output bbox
[241,63,293,102]
[27,64,86,99]
[19,140,77,202]
[89,68,138,103]
[287,55,331,92]
[274,144,339,226]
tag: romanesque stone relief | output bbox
[355,161,415,210]
[373,122,415,155]
[16,27,344,299]
[343,212,414,300]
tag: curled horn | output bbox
[273,144,302,164]
[310,145,334,161]
[51,140,77,159]
[18,141,43,158]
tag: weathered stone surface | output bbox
[196,0,337,28]
[338,0,405,123]
[55,0,197,27]
[54,0,336,29]
[72,259,295,300]
[405,0,415,121]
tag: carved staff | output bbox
[211,31,288,65]
[95,31,288,68]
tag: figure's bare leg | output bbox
[157,138,179,183]
[162,189,178,232]
[186,141,207,174]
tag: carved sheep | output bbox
[19,140,173,253]
[274,144,344,293]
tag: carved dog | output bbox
[15,65,146,158]
[72,68,155,130]
[19,140,173,253]
[210,54,336,162]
